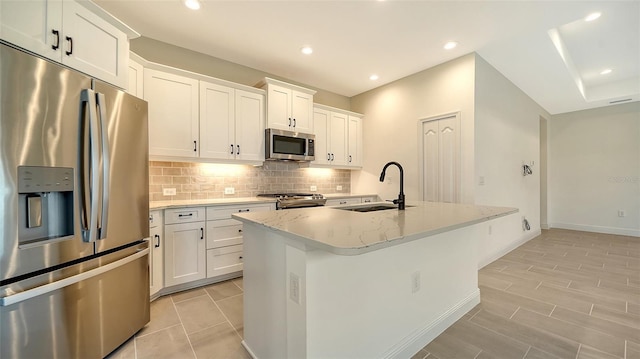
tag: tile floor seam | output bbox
[549,305,557,318]
[473,350,482,359]
[574,344,582,359]
[521,346,531,359]
[465,311,546,357]
[177,317,198,359]
[207,290,244,341]
[215,292,244,303]
[135,322,184,339]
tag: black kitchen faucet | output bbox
[379,161,405,210]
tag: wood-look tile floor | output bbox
[109,229,639,359]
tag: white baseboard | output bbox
[382,289,481,359]
[549,223,640,238]
[478,229,541,269]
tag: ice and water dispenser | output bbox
[18,166,74,246]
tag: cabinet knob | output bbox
[238,229,243,233]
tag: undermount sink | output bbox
[335,203,414,212]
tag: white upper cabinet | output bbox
[0,0,136,88]
[200,81,235,160]
[312,104,363,168]
[199,81,265,162]
[258,77,315,133]
[127,56,144,98]
[144,68,199,158]
[234,89,265,162]
[348,115,363,167]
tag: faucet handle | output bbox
[386,199,399,205]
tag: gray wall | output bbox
[131,37,351,109]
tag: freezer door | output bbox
[0,43,95,281]
[93,80,150,253]
[0,242,150,359]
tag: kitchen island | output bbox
[233,201,517,359]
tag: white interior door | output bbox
[420,113,460,203]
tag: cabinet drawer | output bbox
[206,219,243,249]
[206,203,273,220]
[149,210,163,229]
[165,207,206,224]
[326,198,361,206]
[207,245,243,278]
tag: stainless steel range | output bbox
[257,193,327,209]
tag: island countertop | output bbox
[233,201,518,255]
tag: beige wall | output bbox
[474,54,550,266]
[549,102,640,236]
[350,53,476,203]
[131,37,351,109]
[149,161,351,202]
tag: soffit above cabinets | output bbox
[95,0,639,115]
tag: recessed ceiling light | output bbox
[600,68,612,75]
[369,74,379,81]
[184,0,200,10]
[301,46,313,55]
[585,12,601,21]
[443,41,458,50]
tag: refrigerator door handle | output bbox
[96,92,110,240]
[0,248,149,307]
[79,89,101,243]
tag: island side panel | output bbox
[242,223,289,359]
[304,223,484,358]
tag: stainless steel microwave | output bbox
[265,128,315,161]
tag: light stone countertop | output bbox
[149,197,277,210]
[233,201,518,255]
[323,193,378,199]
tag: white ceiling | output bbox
[96,0,640,115]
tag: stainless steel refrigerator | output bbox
[0,42,150,358]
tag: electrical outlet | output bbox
[411,271,421,293]
[336,185,343,191]
[289,273,300,304]
[163,188,176,196]
[310,185,317,192]
[618,210,626,217]
[479,176,485,186]
[488,225,492,235]
[224,187,235,195]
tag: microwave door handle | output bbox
[79,89,100,243]
[96,92,110,240]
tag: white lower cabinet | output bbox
[149,210,164,297]
[205,203,275,278]
[164,207,206,287]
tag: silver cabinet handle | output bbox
[0,249,149,306]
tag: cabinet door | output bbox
[291,90,313,133]
[266,84,292,131]
[348,115,363,167]
[144,69,199,158]
[149,225,163,297]
[61,1,129,88]
[164,222,206,286]
[127,58,144,98]
[312,108,330,165]
[235,90,265,161]
[200,81,235,160]
[0,0,62,62]
[329,112,348,166]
